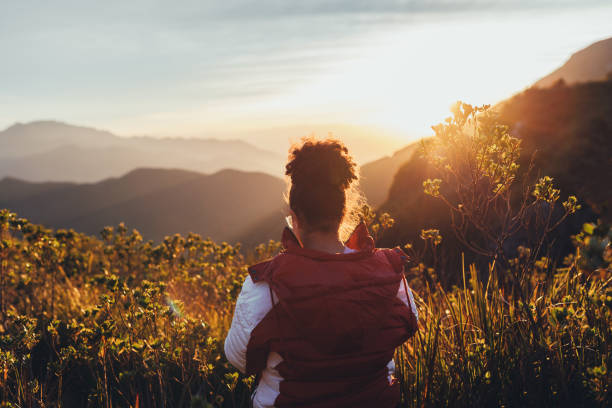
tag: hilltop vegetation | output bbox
[378,78,612,277]
[0,102,610,407]
[0,206,609,407]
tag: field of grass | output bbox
[0,104,609,407]
[0,209,609,407]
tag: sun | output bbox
[246,12,578,139]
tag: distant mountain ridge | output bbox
[0,121,284,182]
[0,121,120,157]
[2,38,610,248]
[0,168,286,245]
[359,143,420,208]
[534,37,612,88]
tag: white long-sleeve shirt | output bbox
[224,247,418,408]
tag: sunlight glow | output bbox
[166,6,610,143]
[271,8,612,136]
[2,4,611,147]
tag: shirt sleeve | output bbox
[224,275,276,373]
[397,276,418,322]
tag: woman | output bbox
[224,138,418,408]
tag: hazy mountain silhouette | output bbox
[360,38,612,209]
[0,120,125,157]
[0,121,283,182]
[534,37,612,88]
[377,77,611,280]
[3,39,610,249]
[359,143,420,207]
[246,123,408,165]
[0,168,286,244]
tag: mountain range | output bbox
[0,121,283,182]
[1,37,610,247]
[0,168,286,245]
[361,37,612,210]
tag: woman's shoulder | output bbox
[247,250,295,283]
[374,246,410,274]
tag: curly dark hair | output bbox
[285,137,362,235]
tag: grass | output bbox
[1,102,610,406]
[397,258,610,407]
[0,209,609,407]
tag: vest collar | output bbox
[281,221,375,260]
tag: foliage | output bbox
[405,101,611,407]
[422,102,579,265]
[570,221,612,273]
[0,102,610,407]
[0,210,253,407]
[396,256,610,407]
[0,205,610,407]
[380,79,612,284]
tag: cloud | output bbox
[0,0,609,133]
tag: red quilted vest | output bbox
[246,222,418,408]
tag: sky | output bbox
[1,0,612,146]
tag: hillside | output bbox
[0,168,286,244]
[359,142,420,207]
[534,37,612,88]
[0,121,283,182]
[360,37,612,209]
[378,78,612,271]
[499,79,612,215]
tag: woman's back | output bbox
[224,137,418,407]
[225,224,418,407]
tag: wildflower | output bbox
[421,229,443,246]
[423,178,442,197]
